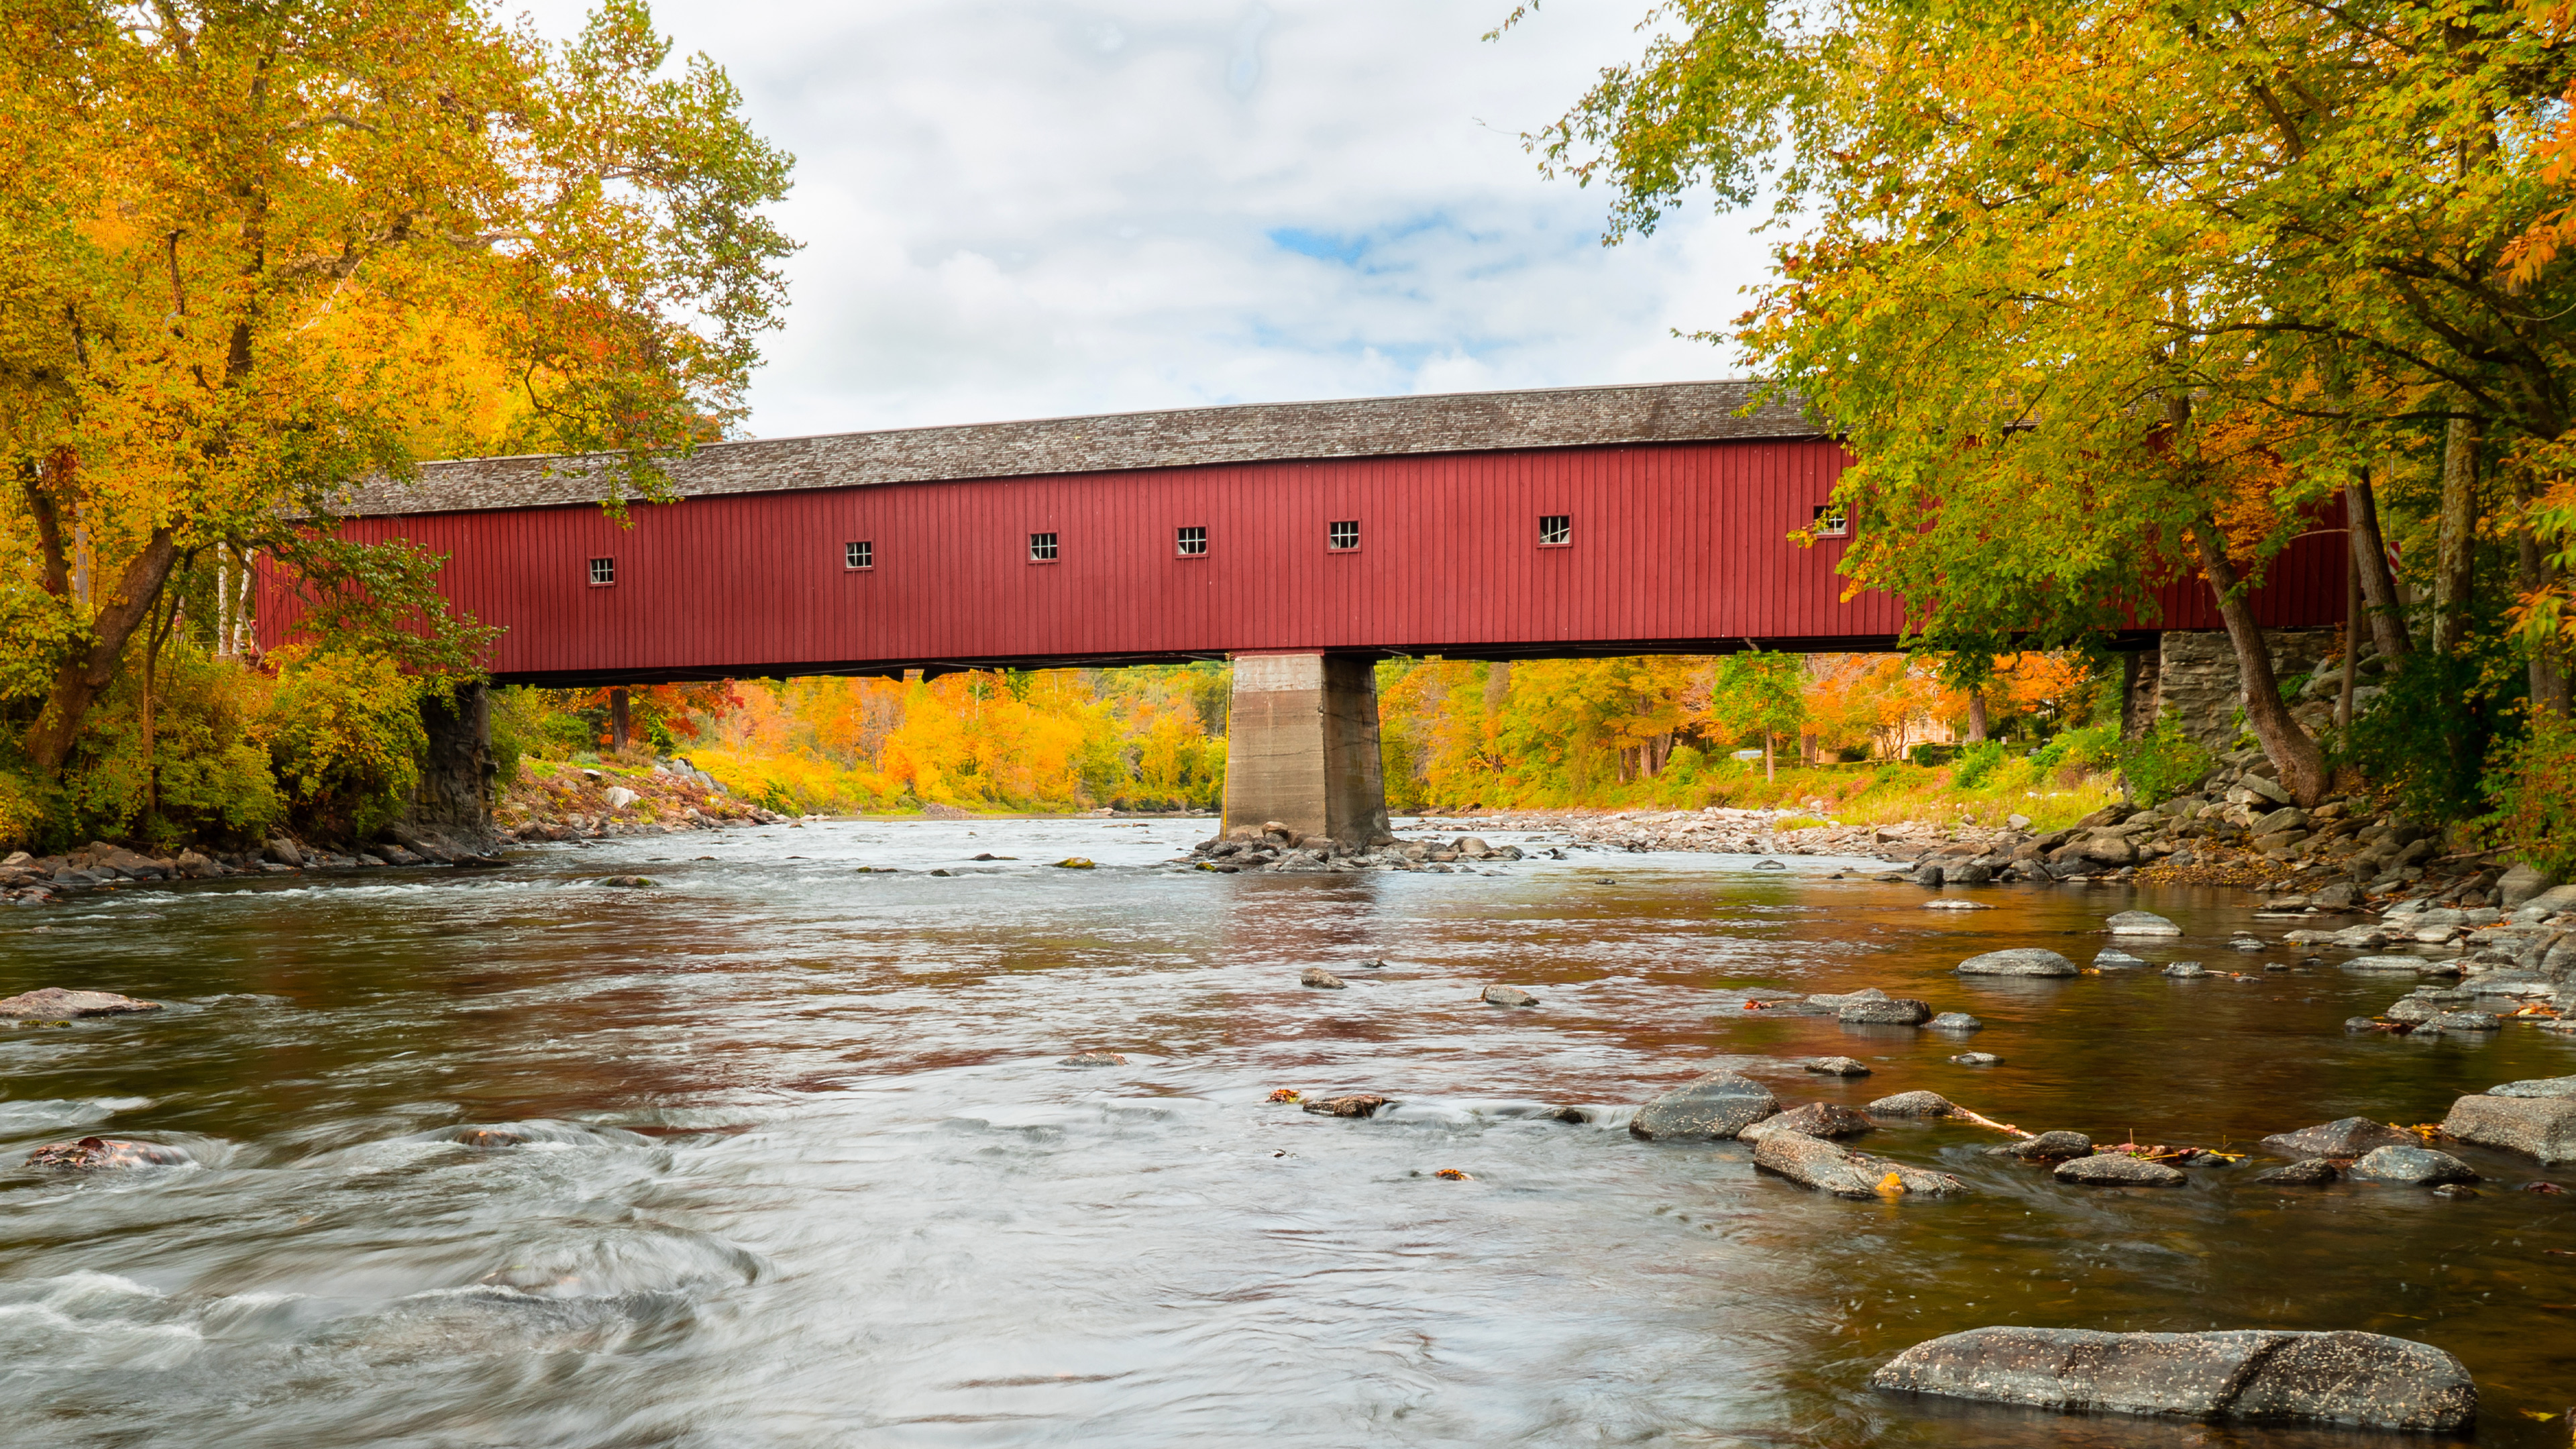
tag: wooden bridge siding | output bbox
[258,436,2347,678]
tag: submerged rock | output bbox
[2055,1152,2188,1186]
[25,1136,191,1170]
[1059,1051,1128,1067]
[1949,1051,2003,1066]
[2092,949,2148,968]
[2104,910,2184,936]
[1867,1090,1955,1117]
[599,875,655,888]
[2252,1159,2341,1186]
[1301,1093,1389,1118]
[1752,1130,1968,1199]
[1957,949,2078,977]
[0,987,162,1019]
[1869,1326,2476,1432]
[1802,1056,1872,1077]
[2441,1094,2576,1163]
[2259,1117,2415,1158]
[1299,967,1346,990]
[2162,962,2206,978]
[1479,984,1540,1007]
[1927,1012,1983,1031]
[1629,1071,1780,1142]
[2347,1145,2479,1185]
[1741,1102,1876,1142]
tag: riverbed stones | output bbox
[1299,967,1346,989]
[600,875,655,888]
[2104,910,2184,936]
[1752,1130,1968,1199]
[1741,1102,1876,1142]
[1988,1130,2092,1162]
[25,1136,191,1170]
[1957,948,2079,977]
[2489,1075,2576,1098]
[2500,863,2562,910]
[2093,949,2147,969]
[1867,1090,1955,1117]
[1059,1051,1128,1067]
[2055,1152,2189,1185]
[2260,1118,2416,1157]
[1927,1012,1982,1031]
[1868,1326,2477,1432]
[2347,1145,2479,1185]
[2163,962,2206,978]
[2428,1011,2501,1032]
[1480,984,1540,1007]
[0,987,162,1018]
[2342,955,2444,974]
[1949,1051,2004,1066]
[2440,1094,2576,1163]
[1803,1056,1872,1077]
[2252,1159,2341,1186]
[1629,1071,1780,1141]
[1838,996,1933,1025]
[1301,1093,1389,1118]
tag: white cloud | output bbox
[518,0,1778,436]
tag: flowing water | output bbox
[4,818,2573,1448]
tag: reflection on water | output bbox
[3,817,2572,1446]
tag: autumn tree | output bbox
[1,0,794,777]
[1521,0,2576,805]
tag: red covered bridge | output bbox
[260,380,2347,842]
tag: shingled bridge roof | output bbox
[339,378,1820,517]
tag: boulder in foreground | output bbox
[0,988,162,1019]
[1870,1326,2475,1432]
[1629,1071,1778,1141]
[1957,949,2078,977]
[1752,1130,1967,1199]
[2441,1093,2576,1163]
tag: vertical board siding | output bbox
[256,437,2344,680]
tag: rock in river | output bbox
[1059,1051,1128,1067]
[1838,996,1932,1025]
[1949,1051,2003,1066]
[2055,1152,2188,1185]
[1867,1090,1955,1117]
[2259,1118,2416,1158]
[0,987,162,1018]
[2347,1145,2479,1185]
[1752,1130,1968,1199]
[25,1136,191,1170]
[1629,1071,1779,1142]
[2441,1094,2576,1163]
[1988,1130,2091,1162]
[1957,949,2078,977]
[2093,949,2148,969]
[1868,1326,2476,1433]
[2104,910,2184,936]
[1479,984,1539,1007]
[1802,1056,1872,1077]
[1926,1012,1982,1032]
[2251,1159,2340,1186]
[1299,967,1346,989]
[2489,1075,2576,1099]
[1301,1093,1389,1118]
[1740,1102,1875,1142]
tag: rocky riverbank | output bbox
[493,757,782,844]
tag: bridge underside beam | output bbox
[1222,653,1392,848]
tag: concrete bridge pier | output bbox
[1222,653,1393,847]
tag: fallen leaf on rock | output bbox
[1434,1168,1472,1181]
[1742,1000,1770,1011]
[1267,1089,1301,1103]
[1875,1171,1908,1198]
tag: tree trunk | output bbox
[1483,660,1511,714]
[2190,520,2327,804]
[2522,531,2572,720]
[1965,692,1988,742]
[25,528,184,775]
[2345,470,2411,664]
[2434,413,2481,655]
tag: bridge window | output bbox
[1175,525,1207,557]
[1327,519,1360,551]
[845,540,873,570]
[1538,515,1571,547]
[1029,531,1058,563]
[1812,504,1849,537]
[588,557,616,587]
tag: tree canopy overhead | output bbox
[2,0,796,777]
[1518,0,2576,806]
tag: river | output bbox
[3,816,2571,1447]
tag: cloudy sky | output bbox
[531,1,1772,438]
